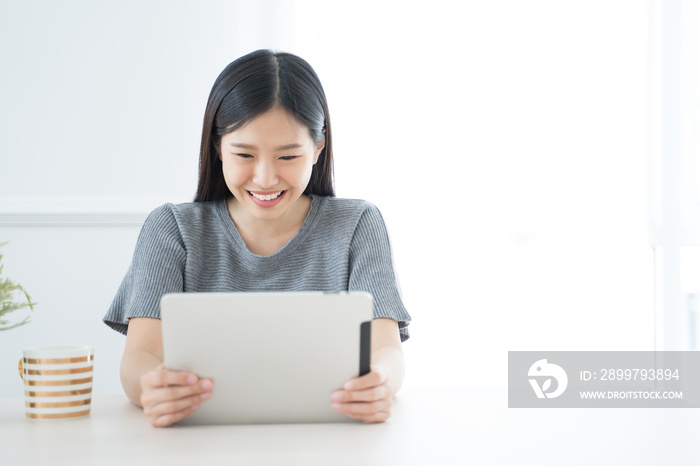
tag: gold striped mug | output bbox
[19,345,94,420]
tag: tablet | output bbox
[160,291,373,425]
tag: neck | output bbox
[225,195,312,243]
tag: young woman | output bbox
[104,50,411,427]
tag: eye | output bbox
[235,153,253,159]
[279,155,299,161]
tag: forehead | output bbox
[223,108,311,146]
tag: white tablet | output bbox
[160,291,373,425]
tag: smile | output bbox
[248,190,285,201]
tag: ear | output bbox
[312,129,326,165]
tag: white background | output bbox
[0,0,680,396]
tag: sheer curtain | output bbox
[324,1,652,387]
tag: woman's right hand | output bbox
[139,364,213,427]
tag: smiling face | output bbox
[219,107,325,227]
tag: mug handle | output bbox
[18,357,23,380]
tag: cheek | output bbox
[284,163,314,187]
[221,160,248,187]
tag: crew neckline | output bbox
[217,194,322,260]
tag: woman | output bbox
[104,50,411,427]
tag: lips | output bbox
[249,190,284,201]
[246,190,287,207]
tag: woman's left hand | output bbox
[331,365,394,423]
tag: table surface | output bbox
[1,387,698,466]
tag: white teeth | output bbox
[250,191,283,201]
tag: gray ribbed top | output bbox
[104,195,411,341]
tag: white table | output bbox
[1,388,698,465]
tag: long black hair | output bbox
[194,50,334,202]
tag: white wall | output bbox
[0,219,143,396]
[0,0,655,396]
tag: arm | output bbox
[332,203,410,422]
[121,317,213,427]
[121,317,165,406]
[331,317,404,422]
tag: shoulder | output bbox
[143,200,221,229]
[314,196,381,221]
[138,201,223,247]
[311,196,388,240]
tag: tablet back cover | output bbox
[161,291,373,425]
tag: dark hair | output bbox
[194,50,334,202]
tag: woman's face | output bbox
[219,107,324,224]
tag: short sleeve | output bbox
[103,204,186,334]
[348,204,411,342]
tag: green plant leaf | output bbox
[0,241,35,331]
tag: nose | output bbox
[252,159,279,188]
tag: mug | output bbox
[19,345,94,420]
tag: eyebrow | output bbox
[229,143,303,151]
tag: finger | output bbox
[344,410,391,423]
[145,391,212,418]
[344,366,387,391]
[141,379,213,407]
[332,398,392,416]
[142,367,200,390]
[151,403,201,427]
[332,385,389,403]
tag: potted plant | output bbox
[0,242,35,331]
